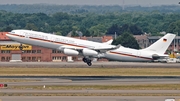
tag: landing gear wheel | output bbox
[19,44,24,53]
[83,58,87,63]
[87,62,92,66]
[82,57,92,66]
[19,44,23,51]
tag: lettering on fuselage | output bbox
[23,31,75,44]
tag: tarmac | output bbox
[0,96,179,101]
[0,76,179,101]
[0,61,180,68]
[0,62,179,101]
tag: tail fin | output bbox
[143,33,176,54]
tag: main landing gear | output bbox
[83,57,92,66]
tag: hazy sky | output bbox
[0,0,179,5]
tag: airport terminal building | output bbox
[0,32,112,62]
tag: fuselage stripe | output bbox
[110,51,153,60]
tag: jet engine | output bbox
[152,54,160,60]
[63,49,79,56]
[82,48,98,56]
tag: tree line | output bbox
[1,8,180,49]
[0,4,180,14]
[0,10,180,36]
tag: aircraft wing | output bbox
[59,44,120,51]
[93,44,121,50]
[59,45,84,50]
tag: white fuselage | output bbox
[7,30,115,50]
[6,30,157,62]
[105,46,153,62]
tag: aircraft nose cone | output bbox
[6,32,13,38]
[6,33,10,36]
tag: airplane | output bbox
[6,29,119,66]
[6,29,175,66]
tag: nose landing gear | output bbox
[19,44,24,53]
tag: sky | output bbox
[0,0,179,6]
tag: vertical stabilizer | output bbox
[143,33,176,54]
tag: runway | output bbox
[0,77,179,92]
[0,62,180,101]
[1,77,180,85]
[0,62,180,68]
[0,76,179,101]
[0,89,180,94]
[0,96,179,101]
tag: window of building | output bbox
[32,57,36,61]
[52,56,56,60]
[144,44,146,48]
[37,50,41,53]
[1,57,5,61]
[22,57,26,61]
[27,50,31,53]
[57,51,62,53]
[32,50,36,53]
[6,57,10,61]
[52,56,62,60]
[62,56,67,61]
[57,56,62,60]
[27,57,31,60]
[72,57,76,60]
[23,50,27,53]
[1,50,10,53]
[1,50,5,53]
[52,50,56,53]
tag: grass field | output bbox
[0,67,180,76]
[8,84,180,90]
[0,93,180,96]
[1,67,179,96]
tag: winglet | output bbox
[111,44,121,50]
[103,39,113,45]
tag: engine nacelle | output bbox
[83,48,98,56]
[63,49,79,56]
[152,54,160,60]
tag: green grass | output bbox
[9,84,180,90]
[0,67,180,76]
[0,79,40,82]
[0,93,180,96]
